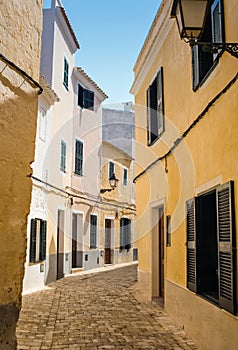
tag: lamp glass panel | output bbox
[181,0,208,38]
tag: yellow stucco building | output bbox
[0,0,43,347]
[131,0,238,349]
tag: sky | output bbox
[43,0,161,106]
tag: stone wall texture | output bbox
[0,1,43,348]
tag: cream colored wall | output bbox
[0,0,43,347]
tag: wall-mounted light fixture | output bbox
[100,173,119,194]
[171,0,238,58]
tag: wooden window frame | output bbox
[30,218,47,263]
[77,83,94,111]
[186,181,237,315]
[192,0,224,91]
[147,67,165,146]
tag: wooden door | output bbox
[72,213,77,268]
[104,219,111,264]
[158,207,165,297]
[57,210,64,280]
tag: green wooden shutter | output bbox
[146,88,151,145]
[186,198,197,292]
[125,219,131,250]
[40,220,47,261]
[192,46,200,91]
[61,141,66,172]
[75,140,83,175]
[211,0,223,59]
[150,78,158,143]
[109,161,114,179]
[157,67,164,136]
[30,219,37,262]
[217,181,236,314]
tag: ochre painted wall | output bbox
[0,1,43,347]
[132,0,238,348]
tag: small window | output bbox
[192,0,223,90]
[63,57,69,90]
[60,140,66,172]
[147,67,164,145]
[109,161,114,179]
[75,140,83,176]
[123,168,128,186]
[120,218,131,250]
[39,108,47,141]
[90,215,97,249]
[77,84,94,111]
[30,219,47,263]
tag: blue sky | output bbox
[43,0,161,105]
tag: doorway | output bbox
[57,210,64,280]
[72,213,83,269]
[152,205,165,305]
[104,219,112,264]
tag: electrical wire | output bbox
[133,71,238,183]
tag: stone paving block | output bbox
[16,264,199,350]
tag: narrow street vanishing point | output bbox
[17,264,198,350]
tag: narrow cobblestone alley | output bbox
[16,264,199,350]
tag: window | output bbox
[120,218,131,250]
[186,181,236,314]
[192,0,223,90]
[90,215,97,249]
[75,140,83,176]
[63,57,69,90]
[60,140,66,172]
[39,108,47,141]
[78,83,94,111]
[147,67,164,145]
[123,168,128,186]
[30,219,47,263]
[109,161,114,179]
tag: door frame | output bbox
[151,200,165,302]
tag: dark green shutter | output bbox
[192,46,199,91]
[40,220,47,261]
[78,83,84,108]
[30,219,37,262]
[157,67,164,136]
[109,162,114,178]
[217,181,236,314]
[75,140,83,175]
[150,78,158,143]
[186,198,197,292]
[146,88,151,145]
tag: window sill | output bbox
[74,172,83,177]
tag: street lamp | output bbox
[100,173,119,194]
[171,0,238,58]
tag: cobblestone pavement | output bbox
[16,264,199,350]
